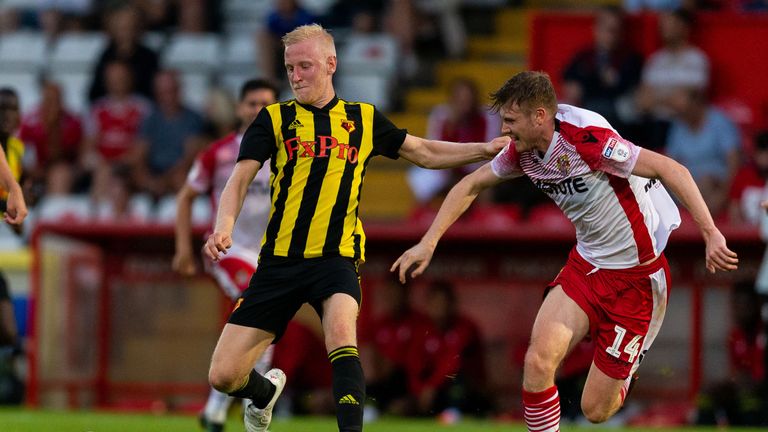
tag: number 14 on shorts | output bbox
[606,325,642,363]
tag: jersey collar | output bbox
[296,95,339,113]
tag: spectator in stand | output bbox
[132,70,204,199]
[19,80,84,199]
[405,280,487,417]
[362,276,428,416]
[259,0,316,84]
[83,60,149,211]
[623,0,692,12]
[695,281,767,426]
[561,6,643,130]
[629,9,710,150]
[88,5,159,103]
[728,131,768,225]
[665,86,740,218]
[408,78,500,212]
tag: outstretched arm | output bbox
[203,159,262,261]
[390,163,505,282]
[632,148,738,273]
[398,134,510,169]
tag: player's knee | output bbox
[523,349,557,381]
[581,398,613,424]
[208,367,239,393]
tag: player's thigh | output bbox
[581,361,624,416]
[528,285,590,364]
[320,292,360,351]
[210,323,275,376]
[304,257,361,351]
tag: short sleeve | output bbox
[561,122,640,179]
[490,143,524,179]
[186,148,214,193]
[372,108,407,159]
[238,108,276,163]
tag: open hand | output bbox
[704,229,738,273]
[390,242,435,284]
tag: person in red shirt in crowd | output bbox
[271,314,334,415]
[362,276,429,416]
[696,281,767,426]
[408,78,500,212]
[82,60,149,211]
[728,131,768,225]
[19,80,83,198]
[405,280,487,417]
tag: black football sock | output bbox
[228,369,276,408]
[329,346,365,432]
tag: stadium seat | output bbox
[337,74,392,111]
[49,33,108,74]
[0,31,48,73]
[178,72,212,112]
[338,34,399,77]
[142,32,167,53]
[223,0,271,34]
[191,195,212,225]
[154,195,178,223]
[37,195,92,222]
[48,72,91,115]
[222,34,262,76]
[0,72,41,113]
[162,33,222,74]
[221,72,251,100]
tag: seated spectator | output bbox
[623,0,691,12]
[83,60,150,208]
[561,6,643,129]
[405,280,487,417]
[728,131,768,225]
[696,281,767,426]
[362,276,429,416]
[665,86,739,217]
[628,9,710,150]
[89,5,159,103]
[408,78,499,211]
[132,70,204,199]
[19,80,84,198]
[258,0,316,84]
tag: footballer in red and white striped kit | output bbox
[392,71,738,430]
[173,79,278,432]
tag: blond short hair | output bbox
[282,24,336,57]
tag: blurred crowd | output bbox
[0,0,470,226]
[0,1,765,229]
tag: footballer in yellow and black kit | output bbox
[228,96,406,341]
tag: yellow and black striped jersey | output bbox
[0,136,23,200]
[238,96,406,261]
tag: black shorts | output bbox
[228,255,361,343]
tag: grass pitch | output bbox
[0,408,756,432]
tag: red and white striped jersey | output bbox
[491,104,681,269]
[187,133,271,254]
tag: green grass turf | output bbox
[0,409,759,432]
